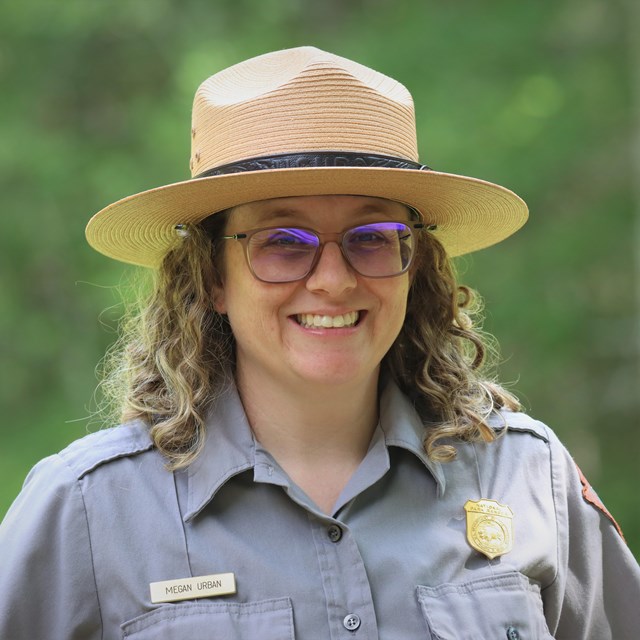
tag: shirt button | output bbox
[506,627,520,640]
[343,614,361,631]
[327,524,343,542]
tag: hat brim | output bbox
[85,167,528,267]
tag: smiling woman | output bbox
[1,46,638,640]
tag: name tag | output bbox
[150,573,236,603]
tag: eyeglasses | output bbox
[222,221,425,283]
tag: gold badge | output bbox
[464,499,513,559]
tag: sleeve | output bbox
[542,429,640,640]
[0,454,102,639]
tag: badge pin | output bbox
[464,499,514,559]
[150,572,236,604]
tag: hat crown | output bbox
[190,47,418,176]
[87,47,528,268]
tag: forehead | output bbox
[228,195,409,228]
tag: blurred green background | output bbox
[1,0,638,560]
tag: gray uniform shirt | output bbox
[1,381,639,639]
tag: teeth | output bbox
[296,312,360,328]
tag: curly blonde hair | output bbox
[101,210,519,469]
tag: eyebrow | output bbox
[256,207,303,222]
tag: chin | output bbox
[292,359,378,388]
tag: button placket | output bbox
[310,516,377,638]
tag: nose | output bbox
[305,241,357,295]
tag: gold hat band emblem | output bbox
[464,499,514,560]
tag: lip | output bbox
[294,308,360,316]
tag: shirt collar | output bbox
[183,378,445,521]
[378,381,446,497]
[183,382,256,521]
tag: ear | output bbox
[211,282,227,314]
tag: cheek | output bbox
[384,278,410,314]
[385,281,410,338]
[213,247,250,314]
[220,278,254,328]
[221,274,296,342]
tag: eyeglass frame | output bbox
[220,220,430,283]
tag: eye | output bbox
[347,225,396,248]
[266,232,300,246]
[352,231,385,243]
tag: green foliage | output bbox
[1,0,637,558]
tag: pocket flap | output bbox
[417,572,553,640]
[121,598,294,639]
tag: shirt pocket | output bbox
[417,571,554,640]
[121,597,294,640]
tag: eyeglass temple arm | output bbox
[222,233,248,240]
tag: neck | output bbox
[236,365,380,463]
[235,364,379,514]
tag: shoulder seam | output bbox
[75,442,155,480]
[505,424,550,443]
[490,411,550,444]
[57,424,155,480]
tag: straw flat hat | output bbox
[86,46,528,267]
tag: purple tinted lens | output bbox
[343,222,413,276]
[248,227,319,282]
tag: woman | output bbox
[1,46,638,639]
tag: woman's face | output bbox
[213,195,411,391]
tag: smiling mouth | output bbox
[295,311,360,329]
